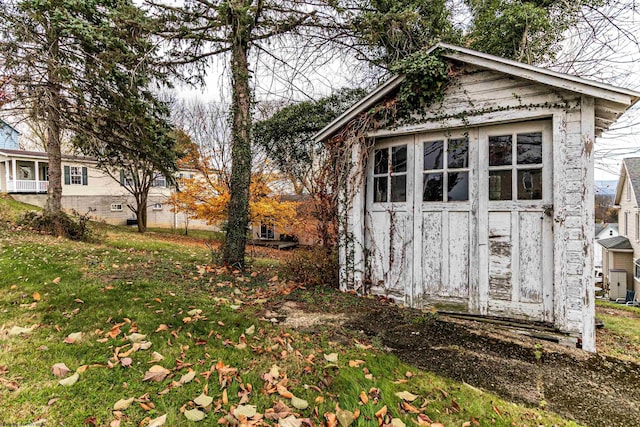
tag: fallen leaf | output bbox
[155,324,169,332]
[492,404,502,418]
[359,391,369,404]
[234,405,257,418]
[8,325,36,336]
[113,397,135,411]
[336,408,354,427]
[126,333,146,343]
[184,408,206,421]
[395,391,418,402]
[148,414,167,427]
[149,351,164,363]
[390,419,406,427]
[32,292,41,301]
[110,420,121,427]
[323,353,338,363]
[291,396,309,410]
[277,384,294,399]
[143,365,169,382]
[279,415,302,427]
[52,277,61,284]
[0,378,20,391]
[324,412,337,427]
[51,363,71,377]
[120,358,133,368]
[64,332,83,344]
[348,360,365,367]
[245,325,255,335]
[58,372,79,386]
[179,370,196,384]
[47,398,59,406]
[194,393,213,407]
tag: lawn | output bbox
[0,197,588,426]
[595,300,640,361]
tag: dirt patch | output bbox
[277,301,347,329]
[277,294,640,427]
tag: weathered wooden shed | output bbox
[315,44,640,352]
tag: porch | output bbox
[2,158,49,193]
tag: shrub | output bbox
[281,246,339,287]
[18,209,94,242]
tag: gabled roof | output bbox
[0,119,20,135]
[614,157,640,205]
[598,235,633,251]
[314,43,640,142]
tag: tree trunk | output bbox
[222,13,252,268]
[45,27,63,218]
[137,191,148,233]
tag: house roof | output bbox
[314,43,640,142]
[614,157,640,205]
[596,223,618,237]
[0,120,20,135]
[595,223,605,236]
[597,235,633,251]
[0,148,95,162]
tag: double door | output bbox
[365,121,554,321]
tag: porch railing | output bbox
[7,180,49,193]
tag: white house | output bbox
[600,158,640,303]
[594,223,618,269]
[314,43,640,352]
[0,147,206,229]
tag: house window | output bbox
[260,221,275,240]
[152,175,166,187]
[70,166,83,185]
[111,203,123,212]
[488,132,543,201]
[625,211,629,236]
[635,259,640,280]
[373,144,407,203]
[152,203,163,211]
[627,178,631,201]
[636,213,639,242]
[422,137,469,202]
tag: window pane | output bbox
[392,145,407,173]
[517,169,543,200]
[391,175,406,202]
[448,138,469,169]
[448,172,469,201]
[517,132,542,165]
[423,141,444,170]
[374,149,388,174]
[423,173,443,202]
[489,135,512,166]
[489,170,512,200]
[374,176,387,202]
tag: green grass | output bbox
[144,226,226,241]
[595,300,640,360]
[0,198,585,426]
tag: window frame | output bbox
[421,135,470,203]
[635,259,640,280]
[70,166,83,185]
[152,203,163,211]
[372,143,408,204]
[110,203,123,212]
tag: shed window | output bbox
[422,137,469,202]
[373,145,407,203]
[489,132,543,201]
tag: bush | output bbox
[18,209,94,242]
[281,246,339,287]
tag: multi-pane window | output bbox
[260,221,275,240]
[635,259,640,279]
[152,175,166,187]
[111,203,123,212]
[152,203,163,211]
[70,166,83,185]
[488,132,543,201]
[373,145,407,203]
[636,213,639,242]
[422,137,469,202]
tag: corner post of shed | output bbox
[338,141,367,293]
[580,95,596,352]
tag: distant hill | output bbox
[595,180,618,196]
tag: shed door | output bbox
[365,135,414,302]
[479,121,554,321]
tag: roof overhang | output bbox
[314,43,640,143]
[614,162,628,205]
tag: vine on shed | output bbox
[324,50,453,291]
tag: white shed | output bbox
[315,44,640,352]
